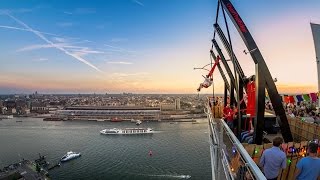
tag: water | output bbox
[0,118,211,180]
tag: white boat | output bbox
[60,151,81,162]
[136,120,142,125]
[0,115,13,119]
[100,128,153,135]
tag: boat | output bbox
[0,115,13,119]
[136,120,142,125]
[43,117,63,121]
[111,117,123,122]
[192,120,200,124]
[100,128,153,135]
[60,151,81,162]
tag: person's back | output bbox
[260,137,286,180]
[295,142,320,180]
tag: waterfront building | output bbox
[160,103,176,111]
[3,100,16,114]
[175,98,181,110]
[31,102,49,114]
[56,106,161,121]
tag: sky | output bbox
[0,0,320,94]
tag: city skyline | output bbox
[0,1,320,94]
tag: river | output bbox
[0,118,211,180]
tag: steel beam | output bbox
[254,64,265,144]
[210,50,230,91]
[214,23,246,83]
[219,0,293,142]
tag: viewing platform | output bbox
[207,105,320,180]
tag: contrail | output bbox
[5,13,103,73]
[0,25,59,36]
[132,0,144,7]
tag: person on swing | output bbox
[197,75,213,92]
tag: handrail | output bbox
[206,103,266,180]
[219,119,266,180]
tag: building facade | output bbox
[56,106,161,121]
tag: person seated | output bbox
[241,118,254,143]
[197,75,213,92]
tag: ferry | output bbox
[100,128,153,135]
[60,151,81,162]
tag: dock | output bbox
[0,155,50,180]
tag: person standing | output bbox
[259,137,286,180]
[294,142,320,180]
[223,104,234,130]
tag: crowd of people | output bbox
[266,100,320,124]
[259,137,320,180]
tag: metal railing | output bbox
[205,106,266,180]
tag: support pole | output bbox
[254,64,265,145]
[224,83,228,107]
[238,74,244,137]
[230,80,235,106]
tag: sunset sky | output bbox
[0,0,320,94]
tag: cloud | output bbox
[0,25,60,36]
[132,0,144,7]
[63,11,73,15]
[5,12,102,72]
[70,48,104,57]
[52,37,67,43]
[0,8,33,14]
[33,58,48,62]
[17,43,67,52]
[107,61,133,65]
[104,44,137,54]
[57,22,73,27]
[18,43,104,57]
[111,72,148,77]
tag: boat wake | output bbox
[140,174,191,179]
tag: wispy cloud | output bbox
[111,72,148,77]
[17,43,67,52]
[70,48,104,57]
[5,12,102,72]
[107,61,133,65]
[18,43,104,57]
[0,8,33,14]
[0,25,60,36]
[52,37,67,43]
[33,58,48,62]
[63,11,73,15]
[104,44,137,54]
[56,22,73,27]
[132,0,144,7]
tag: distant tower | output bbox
[175,98,181,110]
[311,23,320,107]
